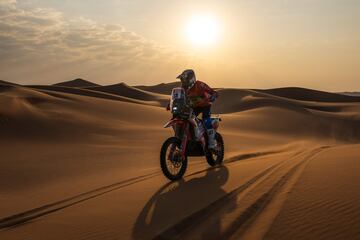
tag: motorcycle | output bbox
[160,87,225,181]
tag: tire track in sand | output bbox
[227,146,331,240]
[0,171,160,229]
[0,149,285,230]
[154,146,330,240]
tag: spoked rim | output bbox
[206,133,224,166]
[210,143,222,161]
[165,143,184,176]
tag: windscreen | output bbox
[170,87,186,114]
[171,88,185,101]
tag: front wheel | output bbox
[206,133,225,166]
[160,137,188,181]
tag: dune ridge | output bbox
[53,78,100,88]
[257,87,360,102]
[85,82,169,106]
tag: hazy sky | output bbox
[0,0,359,91]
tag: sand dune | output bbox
[0,82,169,140]
[0,80,359,240]
[29,83,169,107]
[85,82,169,106]
[340,92,360,97]
[53,78,100,88]
[4,82,359,142]
[28,85,160,106]
[135,81,181,95]
[0,80,21,86]
[257,87,360,102]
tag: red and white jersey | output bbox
[186,81,218,108]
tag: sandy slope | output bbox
[134,82,181,95]
[264,144,360,240]
[0,81,360,240]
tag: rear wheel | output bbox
[206,133,224,166]
[160,137,188,181]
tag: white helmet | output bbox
[177,69,196,89]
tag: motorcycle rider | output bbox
[176,69,218,149]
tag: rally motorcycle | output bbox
[160,87,224,181]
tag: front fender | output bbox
[163,119,185,128]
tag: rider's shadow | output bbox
[132,166,234,240]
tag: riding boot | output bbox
[207,129,217,149]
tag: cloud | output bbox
[0,0,16,6]
[0,1,189,84]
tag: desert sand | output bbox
[0,79,359,240]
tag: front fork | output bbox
[173,122,189,161]
[180,134,188,159]
[168,123,189,161]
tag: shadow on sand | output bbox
[132,165,234,240]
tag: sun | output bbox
[185,14,220,47]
